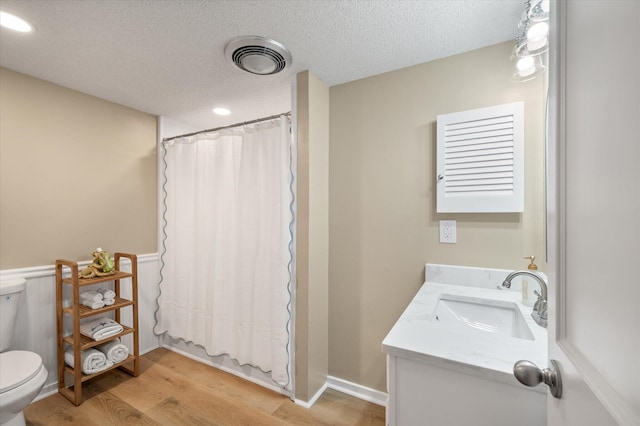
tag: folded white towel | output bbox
[96,338,129,364]
[96,288,116,299]
[80,290,103,302]
[80,317,123,341]
[81,299,105,310]
[64,347,113,374]
[103,298,115,306]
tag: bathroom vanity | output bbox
[383,264,547,426]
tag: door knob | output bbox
[513,359,563,398]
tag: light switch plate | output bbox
[440,220,457,244]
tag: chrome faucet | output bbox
[502,270,548,328]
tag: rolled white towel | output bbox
[81,299,105,310]
[96,338,129,364]
[64,347,113,374]
[103,298,115,306]
[80,317,123,341]
[96,288,116,299]
[80,290,103,302]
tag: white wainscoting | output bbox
[0,253,161,399]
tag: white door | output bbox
[546,1,640,425]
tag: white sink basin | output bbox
[430,293,534,340]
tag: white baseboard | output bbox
[294,382,328,409]
[140,338,161,356]
[295,376,387,409]
[326,375,387,407]
[34,383,59,402]
[34,369,387,412]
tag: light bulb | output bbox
[527,36,548,52]
[527,22,549,41]
[517,56,535,72]
[0,11,33,32]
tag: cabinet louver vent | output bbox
[437,102,524,213]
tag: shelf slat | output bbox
[63,325,134,350]
[61,270,133,286]
[63,354,138,383]
[63,297,133,318]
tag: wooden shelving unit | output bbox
[55,252,139,405]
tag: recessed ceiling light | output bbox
[0,11,33,32]
[213,107,231,116]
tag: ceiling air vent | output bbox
[224,36,292,75]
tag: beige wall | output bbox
[295,71,330,401]
[0,68,157,269]
[328,42,547,391]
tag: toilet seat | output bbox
[0,351,43,393]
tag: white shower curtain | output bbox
[155,116,293,387]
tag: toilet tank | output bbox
[0,277,26,352]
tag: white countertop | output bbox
[382,279,548,392]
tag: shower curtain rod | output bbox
[163,111,292,142]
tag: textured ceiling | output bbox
[0,0,522,132]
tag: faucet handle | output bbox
[531,299,548,328]
[539,301,548,319]
[534,289,541,299]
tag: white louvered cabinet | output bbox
[436,102,524,213]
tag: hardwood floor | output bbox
[25,348,385,425]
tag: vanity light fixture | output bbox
[511,0,549,82]
[528,0,550,22]
[0,11,33,32]
[213,107,231,116]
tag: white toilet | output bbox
[0,278,48,426]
